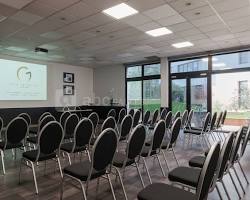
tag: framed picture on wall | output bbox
[63,85,75,95]
[63,72,74,83]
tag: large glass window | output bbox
[171,58,208,73]
[213,51,250,70]
[171,79,186,114]
[126,63,161,112]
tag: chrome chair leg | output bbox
[115,167,128,200]
[142,157,152,184]
[57,157,63,178]
[107,174,117,200]
[156,155,165,177]
[135,162,145,188]
[232,166,245,194]
[161,150,169,172]
[31,162,39,194]
[0,150,5,175]
[215,184,223,200]
[66,152,72,165]
[228,171,241,199]
[60,176,65,200]
[172,149,179,166]
[238,161,249,184]
[221,180,231,200]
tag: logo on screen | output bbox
[17,66,32,81]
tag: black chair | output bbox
[64,114,79,140]
[63,106,69,111]
[119,115,133,141]
[112,124,147,199]
[60,128,118,200]
[172,111,181,124]
[128,109,135,118]
[19,121,64,194]
[161,117,182,169]
[142,110,151,126]
[61,118,94,164]
[27,115,56,146]
[160,108,167,120]
[186,109,194,129]
[76,106,83,119]
[221,110,227,125]
[214,111,223,140]
[141,120,166,183]
[107,109,116,118]
[133,109,141,128]
[88,112,99,137]
[0,117,28,174]
[30,112,51,134]
[149,109,159,129]
[181,110,188,129]
[60,111,71,128]
[165,111,172,130]
[101,116,116,132]
[137,142,220,200]
[117,108,126,124]
[18,113,32,127]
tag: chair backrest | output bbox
[164,111,172,129]
[107,109,116,118]
[240,126,250,158]
[128,109,135,117]
[230,127,245,164]
[0,116,3,134]
[215,112,223,128]
[101,116,116,132]
[221,110,227,125]
[196,142,220,200]
[37,121,64,160]
[39,112,51,122]
[118,108,126,124]
[39,115,56,132]
[160,108,167,120]
[64,114,79,137]
[5,117,28,146]
[151,120,166,151]
[186,109,194,128]
[169,117,182,146]
[60,111,71,127]
[74,118,93,148]
[143,110,151,125]
[120,115,133,138]
[217,132,235,180]
[63,106,69,111]
[151,109,159,125]
[209,112,217,131]
[181,110,188,128]
[127,124,146,160]
[173,111,181,122]
[202,112,211,133]
[18,113,31,126]
[133,110,141,127]
[91,128,118,172]
[75,106,82,118]
[88,112,99,131]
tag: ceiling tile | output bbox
[143,4,178,20]
[169,0,208,12]
[181,5,216,20]
[191,15,222,27]
[0,0,33,9]
[23,1,58,17]
[121,14,152,27]
[136,22,160,32]
[35,0,80,11]
[10,11,43,26]
[0,3,18,17]
[126,0,165,12]
[209,0,250,13]
[40,31,65,39]
[158,14,186,26]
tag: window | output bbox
[171,58,208,73]
[213,51,250,70]
[239,80,248,108]
[126,63,161,112]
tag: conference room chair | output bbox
[18,113,32,127]
[160,117,182,170]
[27,115,56,148]
[88,112,99,137]
[221,110,227,125]
[117,108,126,124]
[101,116,116,132]
[160,108,167,120]
[142,110,151,126]
[61,118,94,164]
[140,120,166,183]
[19,121,64,194]
[214,110,228,140]
[132,109,141,128]
[183,112,211,149]
[112,124,147,200]
[185,109,194,129]
[128,109,135,118]
[137,142,220,200]
[0,117,28,174]
[63,106,70,111]
[60,128,118,200]
[172,111,181,124]
[76,106,83,119]
[59,111,71,128]
[118,114,133,142]
[148,109,159,130]
[30,112,51,134]
[63,114,79,140]
[214,111,224,140]
[164,111,172,137]
[181,110,188,129]
[107,109,116,118]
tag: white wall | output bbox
[0,55,93,108]
[93,65,125,106]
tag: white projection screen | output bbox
[0,59,47,100]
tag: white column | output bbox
[160,57,169,108]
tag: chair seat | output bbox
[184,128,202,135]
[64,160,106,181]
[27,136,38,144]
[168,166,200,187]
[141,146,156,157]
[23,150,56,162]
[113,152,135,168]
[61,142,86,153]
[137,183,195,200]
[189,156,205,168]
[0,142,23,150]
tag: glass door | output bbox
[171,79,187,114]
[127,81,142,110]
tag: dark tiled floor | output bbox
[0,133,250,200]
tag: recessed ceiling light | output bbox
[102,3,138,19]
[146,27,173,37]
[172,41,194,48]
